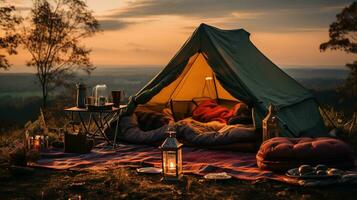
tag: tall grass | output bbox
[320,107,356,134]
[320,107,357,152]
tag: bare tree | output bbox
[0,0,21,70]
[20,0,99,108]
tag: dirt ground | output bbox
[1,166,357,200]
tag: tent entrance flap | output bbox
[147,53,238,105]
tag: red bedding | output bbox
[192,100,240,123]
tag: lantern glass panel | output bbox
[177,148,182,174]
[92,84,108,106]
[163,150,177,176]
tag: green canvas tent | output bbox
[124,23,327,137]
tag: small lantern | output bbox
[27,134,49,152]
[160,126,183,181]
[262,104,280,141]
[33,135,41,151]
[92,84,109,106]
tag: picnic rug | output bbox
[32,143,357,186]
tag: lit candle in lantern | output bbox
[166,152,177,175]
[160,126,183,181]
[169,161,175,170]
[33,135,41,151]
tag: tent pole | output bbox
[212,72,220,103]
[167,54,200,103]
[200,52,220,103]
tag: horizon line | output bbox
[0,65,350,74]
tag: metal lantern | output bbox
[262,104,280,141]
[92,84,109,106]
[160,126,183,181]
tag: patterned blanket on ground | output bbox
[32,143,357,186]
[177,118,228,133]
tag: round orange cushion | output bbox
[256,137,355,172]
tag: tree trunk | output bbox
[40,81,48,122]
[41,83,47,109]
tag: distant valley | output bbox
[0,67,349,98]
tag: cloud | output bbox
[16,5,31,11]
[106,0,352,18]
[181,25,196,31]
[230,11,266,20]
[98,19,134,31]
[102,0,353,33]
[94,43,157,54]
[127,42,152,53]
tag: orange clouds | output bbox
[4,0,356,72]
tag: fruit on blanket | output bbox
[298,165,313,175]
[315,164,328,171]
[316,170,327,176]
[327,168,344,176]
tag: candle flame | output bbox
[169,161,175,169]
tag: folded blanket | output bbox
[177,117,226,133]
[135,107,172,131]
[192,100,237,123]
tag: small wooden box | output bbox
[64,132,93,154]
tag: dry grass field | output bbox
[1,166,357,200]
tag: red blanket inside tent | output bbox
[192,100,240,123]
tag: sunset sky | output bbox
[5,0,357,72]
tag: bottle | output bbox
[76,83,87,108]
